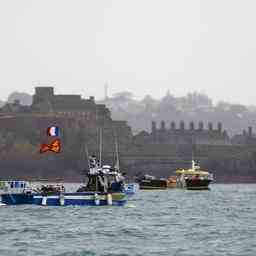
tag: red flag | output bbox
[40,139,61,154]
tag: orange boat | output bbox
[167,176,177,188]
[138,174,176,190]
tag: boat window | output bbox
[0,181,5,189]
[15,181,19,188]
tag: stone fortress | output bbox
[0,87,132,148]
[0,87,256,182]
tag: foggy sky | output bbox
[0,0,255,105]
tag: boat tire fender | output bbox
[42,196,47,206]
[94,193,100,206]
[59,194,65,206]
[107,193,113,206]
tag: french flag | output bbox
[47,126,60,137]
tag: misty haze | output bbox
[1,1,256,256]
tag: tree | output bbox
[112,91,134,101]
[142,95,157,111]
[230,104,247,114]
[161,90,174,104]
[8,92,32,106]
[185,91,212,108]
[216,101,231,111]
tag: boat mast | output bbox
[191,135,195,170]
[99,127,102,167]
[114,132,120,171]
[85,144,90,171]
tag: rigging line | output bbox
[113,129,120,171]
[99,127,103,168]
[84,143,90,171]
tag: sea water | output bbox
[0,184,256,256]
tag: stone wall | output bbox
[133,120,230,145]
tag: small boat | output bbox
[175,160,213,190]
[137,174,169,190]
[124,183,138,195]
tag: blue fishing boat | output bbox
[0,156,127,206]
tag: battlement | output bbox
[134,120,229,146]
[152,120,223,133]
[134,121,256,146]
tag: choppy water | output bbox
[0,184,256,256]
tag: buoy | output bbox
[59,194,65,206]
[107,193,113,206]
[94,193,100,206]
[42,196,47,206]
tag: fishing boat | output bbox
[0,155,126,206]
[1,125,127,206]
[137,174,168,190]
[136,173,177,190]
[175,160,213,190]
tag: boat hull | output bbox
[139,180,168,190]
[0,193,34,205]
[1,192,126,206]
[185,179,212,190]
